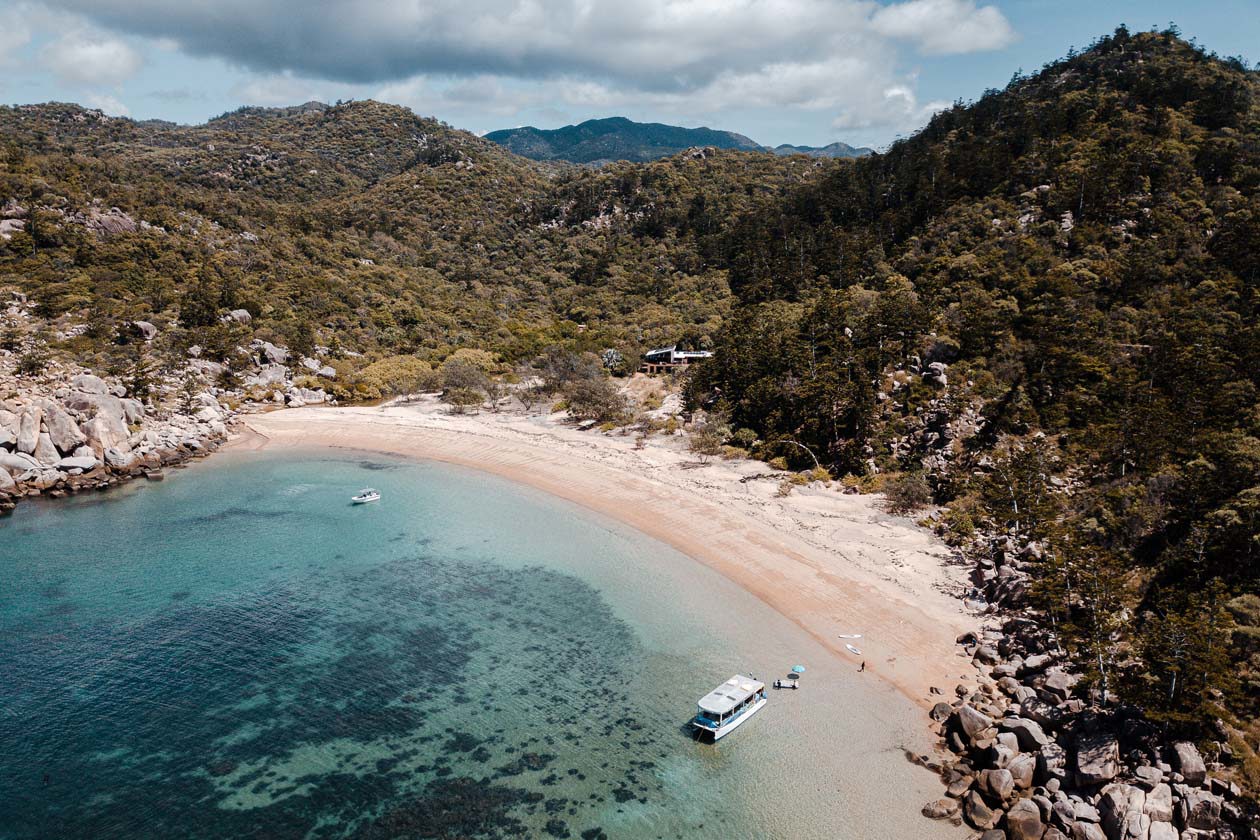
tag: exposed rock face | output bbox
[131,320,158,341]
[1075,732,1120,785]
[257,341,288,365]
[1071,822,1106,840]
[1008,753,1036,789]
[41,400,86,453]
[82,413,130,453]
[247,364,289,387]
[1099,784,1145,838]
[121,399,145,424]
[1171,742,1206,787]
[70,373,110,394]
[17,406,41,453]
[226,308,252,324]
[922,798,960,819]
[83,206,139,236]
[965,789,1000,829]
[1178,787,1222,830]
[0,409,18,446]
[103,447,135,469]
[57,455,99,471]
[1005,798,1046,840]
[1003,717,1051,752]
[980,768,1015,802]
[957,705,994,740]
[0,450,41,474]
[1142,783,1173,822]
[33,431,60,464]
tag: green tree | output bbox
[1134,582,1239,726]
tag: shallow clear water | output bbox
[0,448,956,839]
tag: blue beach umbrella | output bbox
[791,665,806,673]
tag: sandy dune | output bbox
[242,399,979,708]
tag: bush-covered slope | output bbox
[0,100,820,374]
[694,27,1260,750]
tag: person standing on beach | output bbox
[858,661,865,672]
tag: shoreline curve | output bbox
[240,403,980,711]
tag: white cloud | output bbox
[0,8,33,67]
[40,29,143,85]
[871,0,1017,55]
[45,0,1015,84]
[377,75,541,117]
[84,92,130,116]
[27,0,1019,140]
[229,73,336,107]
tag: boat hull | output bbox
[694,697,767,742]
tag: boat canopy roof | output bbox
[697,675,764,715]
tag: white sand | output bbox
[241,397,980,711]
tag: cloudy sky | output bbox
[1,0,1256,147]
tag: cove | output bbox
[0,448,959,839]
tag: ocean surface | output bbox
[0,448,959,839]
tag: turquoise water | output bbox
[0,448,956,839]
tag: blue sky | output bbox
[1,0,1255,148]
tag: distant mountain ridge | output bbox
[771,141,874,159]
[485,116,871,164]
[484,117,762,164]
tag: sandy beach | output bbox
[241,398,979,710]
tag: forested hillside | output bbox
[693,26,1260,771]
[0,101,819,391]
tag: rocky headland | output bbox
[919,533,1259,840]
[0,363,233,514]
[0,292,335,515]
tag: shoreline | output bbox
[240,400,981,711]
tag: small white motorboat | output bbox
[351,488,381,504]
[691,675,767,741]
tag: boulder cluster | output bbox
[0,369,232,514]
[922,614,1257,839]
[185,337,334,408]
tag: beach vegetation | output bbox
[356,355,437,399]
[564,375,627,423]
[441,358,490,396]
[445,348,501,373]
[443,387,485,414]
[882,473,932,515]
[686,421,727,463]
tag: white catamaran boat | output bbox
[691,675,767,741]
[351,488,381,504]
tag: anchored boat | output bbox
[691,674,766,741]
[351,488,381,504]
